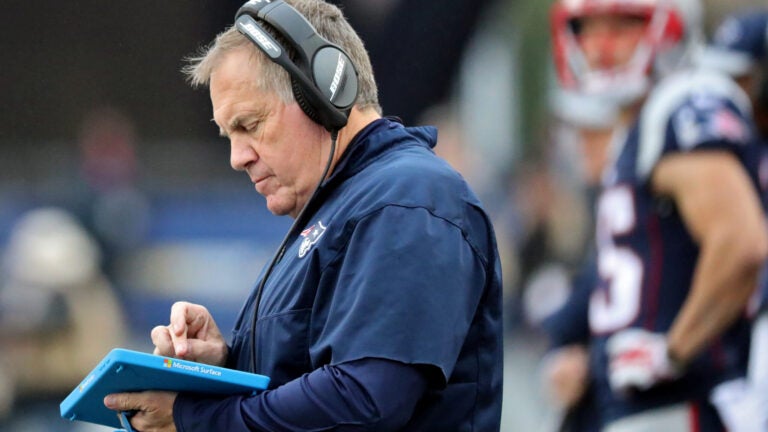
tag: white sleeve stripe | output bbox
[636,70,753,180]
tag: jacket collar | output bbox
[326,117,438,186]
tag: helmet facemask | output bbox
[551,0,700,105]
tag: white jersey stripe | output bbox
[637,69,753,180]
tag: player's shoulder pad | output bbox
[636,68,754,180]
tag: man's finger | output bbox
[186,311,209,340]
[171,302,212,340]
[169,301,192,335]
[151,325,175,357]
[104,393,137,411]
[169,302,192,357]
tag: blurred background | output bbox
[0,0,764,431]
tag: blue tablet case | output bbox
[60,348,270,429]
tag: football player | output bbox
[698,9,768,431]
[549,0,768,430]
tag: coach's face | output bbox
[210,47,328,218]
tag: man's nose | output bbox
[230,135,257,171]
[585,34,619,69]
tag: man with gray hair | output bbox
[103,0,504,430]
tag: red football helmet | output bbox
[551,0,702,103]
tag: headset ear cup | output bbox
[291,78,322,124]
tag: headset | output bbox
[235,0,359,131]
[233,0,360,373]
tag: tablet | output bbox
[60,348,270,429]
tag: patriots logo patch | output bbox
[298,221,327,258]
[709,108,748,142]
[673,102,749,149]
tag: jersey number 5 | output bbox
[589,186,643,333]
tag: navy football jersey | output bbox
[756,141,768,316]
[587,69,763,424]
[758,273,768,315]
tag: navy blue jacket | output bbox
[174,118,504,431]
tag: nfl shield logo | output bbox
[298,221,327,258]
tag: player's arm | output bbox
[540,258,595,348]
[651,149,768,365]
[539,261,594,408]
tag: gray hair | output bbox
[183,0,380,114]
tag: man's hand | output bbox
[104,391,177,432]
[541,344,590,408]
[606,328,683,393]
[151,301,228,366]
